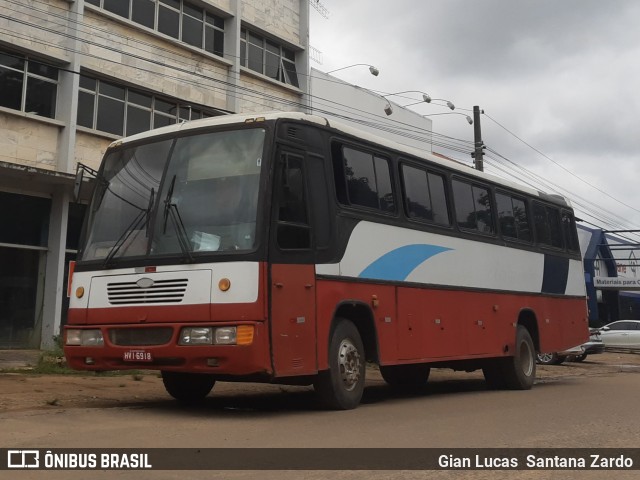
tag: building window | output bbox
[77,74,219,136]
[240,28,299,87]
[0,50,58,118]
[87,0,225,58]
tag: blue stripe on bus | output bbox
[358,244,452,281]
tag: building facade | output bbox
[0,0,309,349]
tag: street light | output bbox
[381,91,455,110]
[381,92,456,116]
[326,64,380,76]
[405,96,455,110]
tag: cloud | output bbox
[312,0,640,226]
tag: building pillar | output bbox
[299,0,311,112]
[226,0,241,113]
[40,189,70,349]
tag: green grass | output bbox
[0,339,148,377]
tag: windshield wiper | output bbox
[145,187,155,235]
[102,207,147,268]
[162,175,194,262]
[102,186,157,268]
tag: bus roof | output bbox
[109,111,570,208]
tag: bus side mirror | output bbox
[73,163,99,203]
[73,168,84,202]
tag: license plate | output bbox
[123,350,153,362]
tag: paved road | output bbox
[2,355,640,480]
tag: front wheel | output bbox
[161,371,216,402]
[314,319,366,410]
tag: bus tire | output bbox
[500,325,536,390]
[161,371,216,402]
[314,319,366,410]
[483,326,536,390]
[380,364,430,389]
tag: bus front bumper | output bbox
[63,322,271,376]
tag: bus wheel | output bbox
[501,325,536,390]
[161,371,216,402]
[380,364,430,389]
[483,326,536,390]
[314,319,366,410]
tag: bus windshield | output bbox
[80,128,266,263]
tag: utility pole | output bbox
[473,105,484,172]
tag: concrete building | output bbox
[0,0,310,349]
[309,67,435,153]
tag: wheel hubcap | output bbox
[538,353,553,363]
[337,338,361,391]
[520,341,534,376]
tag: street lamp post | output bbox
[326,64,380,76]
[472,106,484,172]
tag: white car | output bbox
[599,320,640,350]
[537,328,605,365]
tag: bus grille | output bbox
[107,279,188,305]
[108,327,173,346]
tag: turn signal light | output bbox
[236,325,254,345]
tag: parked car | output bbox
[537,328,605,365]
[599,320,640,350]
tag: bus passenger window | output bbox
[562,211,580,252]
[533,202,564,249]
[496,193,531,242]
[341,146,395,214]
[402,165,450,226]
[452,179,494,234]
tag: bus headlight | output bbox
[66,329,104,346]
[178,326,254,345]
[214,327,236,345]
[179,327,213,345]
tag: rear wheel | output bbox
[314,319,366,410]
[380,364,430,389]
[161,371,216,402]
[483,326,536,390]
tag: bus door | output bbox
[269,149,318,377]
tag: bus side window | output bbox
[561,210,580,252]
[276,153,311,250]
[452,179,495,234]
[338,145,396,214]
[533,202,564,249]
[401,164,450,226]
[496,192,531,242]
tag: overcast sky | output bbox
[310,0,640,233]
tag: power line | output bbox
[482,111,640,216]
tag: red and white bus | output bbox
[64,112,588,409]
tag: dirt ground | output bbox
[1,351,639,413]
